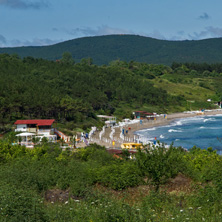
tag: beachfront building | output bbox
[14,119,57,147]
[133,111,156,120]
[97,115,117,127]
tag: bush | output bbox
[0,183,47,221]
[97,161,142,190]
[136,145,187,191]
[73,145,107,162]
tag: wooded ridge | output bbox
[1,35,222,65]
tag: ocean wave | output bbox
[175,120,182,126]
[146,127,157,131]
[168,129,182,133]
[160,134,165,138]
[214,114,222,117]
[200,126,221,130]
[171,116,205,126]
[203,118,216,122]
[182,117,205,123]
[136,127,157,133]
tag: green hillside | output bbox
[1,35,222,65]
[1,53,222,134]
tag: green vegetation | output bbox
[0,53,178,132]
[2,53,222,133]
[2,35,222,65]
[1,136,222,221]
[2,36,222,221]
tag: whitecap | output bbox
[214,114,222,117]
[136,129,150,133]
[176,120,182,125]
[136,127,157,133]
[203,118,216,122]
[168,129,182,133]
[160,134,164,139]
[146,127,157,131]
[171,117,204,127]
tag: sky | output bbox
[1,0,222,47]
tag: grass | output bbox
[153,76,215,102]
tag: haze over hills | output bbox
[1,35,222,65]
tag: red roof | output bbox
[134,111,154,115]
[14,119,55,126]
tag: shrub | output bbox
[135,145,187,191]
[0,183,47,221]
[97,161,142,190]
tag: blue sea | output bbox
[136,114,222,153]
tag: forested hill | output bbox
[2,53,222,132]
[0,54,180,130]
[1,35,222,65]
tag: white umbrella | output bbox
[16,132,35,136]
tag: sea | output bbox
[136,114,222,153]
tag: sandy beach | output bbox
[124,109,222,143]
[89,109,222,148]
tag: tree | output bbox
[41,137,48,144]
[135,145,185,191]
[80,57,93,66]
[61,52,75,65]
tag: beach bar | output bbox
[133,111,156,120]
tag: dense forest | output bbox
[0,53,180,131]
[2,35,222,65]
[2,53,222,133]
[1,135,222,221]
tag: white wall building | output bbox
[14,119,57,146]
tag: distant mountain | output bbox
[1,35,222,65]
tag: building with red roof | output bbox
[14,119,57,145]
[133,111,156,120]
[14,119,55,127]
[14,119,55,133]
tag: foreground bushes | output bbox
[0,183,47,221]
[97,161,142,190]
[1,141,222,221]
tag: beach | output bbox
[89,109,222,148]
[118,109,222,147]
[129,109,222,148]
[130,109,222,133]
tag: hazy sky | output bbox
[1,0,222,47]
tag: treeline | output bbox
[172,62,222,76]
[0,54,179,128]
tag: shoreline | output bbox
[127,109,222,139]
[90,109,222,148]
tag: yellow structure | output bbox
[121,143,143,150]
